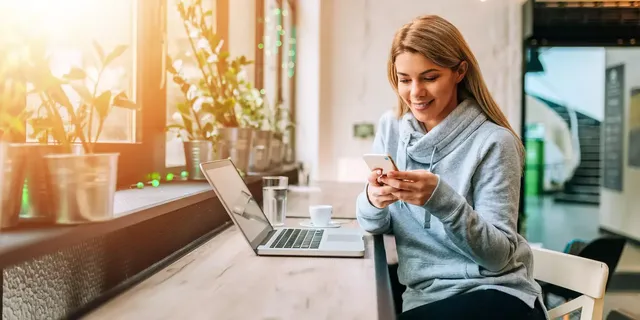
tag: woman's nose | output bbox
[411,82,426,97]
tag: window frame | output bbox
[100,0,165,188]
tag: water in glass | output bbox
[263,186,287,226]
[262,176,288,226]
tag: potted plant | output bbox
[169,0,258,174]
[266,97,296,168]
[0,45,29,229]
[166,56,217,180]
[237,82,272,173]
[26,41,137,224]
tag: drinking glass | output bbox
[262,176,288,226]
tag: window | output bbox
[19,0,137,144]
[262,0,280,112]
[256,0,297,153]
[165,0,216,168]
[281,0,296,151]
[3,0,164,187]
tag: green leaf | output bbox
[48,85,73,110]
[0,116,25,134]
[176,102,191,115]
[166,55,177,74]
[202,122,214,135]
[200,102,214,114]
[94,91,112,120]
[182,116,194,136]
[113,92,138,109]
[180,82,191,94]
[103,45,128,66]
[29,117,55,131]
[172,75,186,86]
[93,40,105,62]
[63,67,86,80]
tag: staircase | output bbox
[532,96,602,205]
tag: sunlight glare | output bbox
[2,0,91,40]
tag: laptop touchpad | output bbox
[326,234,362,242]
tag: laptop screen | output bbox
[203,160,273,249]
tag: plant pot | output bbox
[44,153,119,224]
[12,144,73,224]
[218,127,254,174]
[0,143,26,230]
[183,140,216,180]
[270,132,284,168]
[283,141,294,164]
[250,130,272,173]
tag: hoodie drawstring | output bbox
[427,146,437,172]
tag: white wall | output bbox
[295,0,322,178]
[525,47,605,121]
[295,0,524,181]
[600,49,640,242]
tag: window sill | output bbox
[0,164,298,269]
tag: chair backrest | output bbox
[578,237,626,290]
[531,246,609,320]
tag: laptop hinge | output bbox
[258,229,277,247]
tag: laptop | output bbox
[200,159,365,258]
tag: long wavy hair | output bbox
[387,15,524,157]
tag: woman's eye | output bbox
[399,79,410,83]
[424,77,438,81]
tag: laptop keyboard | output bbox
[269,228,324,249]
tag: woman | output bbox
[356,15,548,320]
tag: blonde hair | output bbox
[387,15,524,157]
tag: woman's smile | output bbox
[411,99,434,111]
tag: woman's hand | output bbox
[366,169,399,209]
[380,170,438,206]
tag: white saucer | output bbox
[299,220,341,228]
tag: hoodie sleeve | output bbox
[422,128,521,272]
[356,115,393,235]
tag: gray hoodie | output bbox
[356,99,546,315]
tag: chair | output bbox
[541,238,626,306]
[531,246,609,320]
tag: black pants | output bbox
[399,289,546,320]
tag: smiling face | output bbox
[395,51,467,130]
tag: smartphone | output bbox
[362,153,399,175]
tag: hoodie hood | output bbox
[397,98,488,171]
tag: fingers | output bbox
[373,193,397,208]
[391,190,412,202]
[379,185,398,196]
[368,169,383,186]
[380,176,416,191]
[377,194,397,203]
[369,185,397,197]
[387,170,420,181]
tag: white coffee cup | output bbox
[309,205,332,227]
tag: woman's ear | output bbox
[455,61,468,83]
